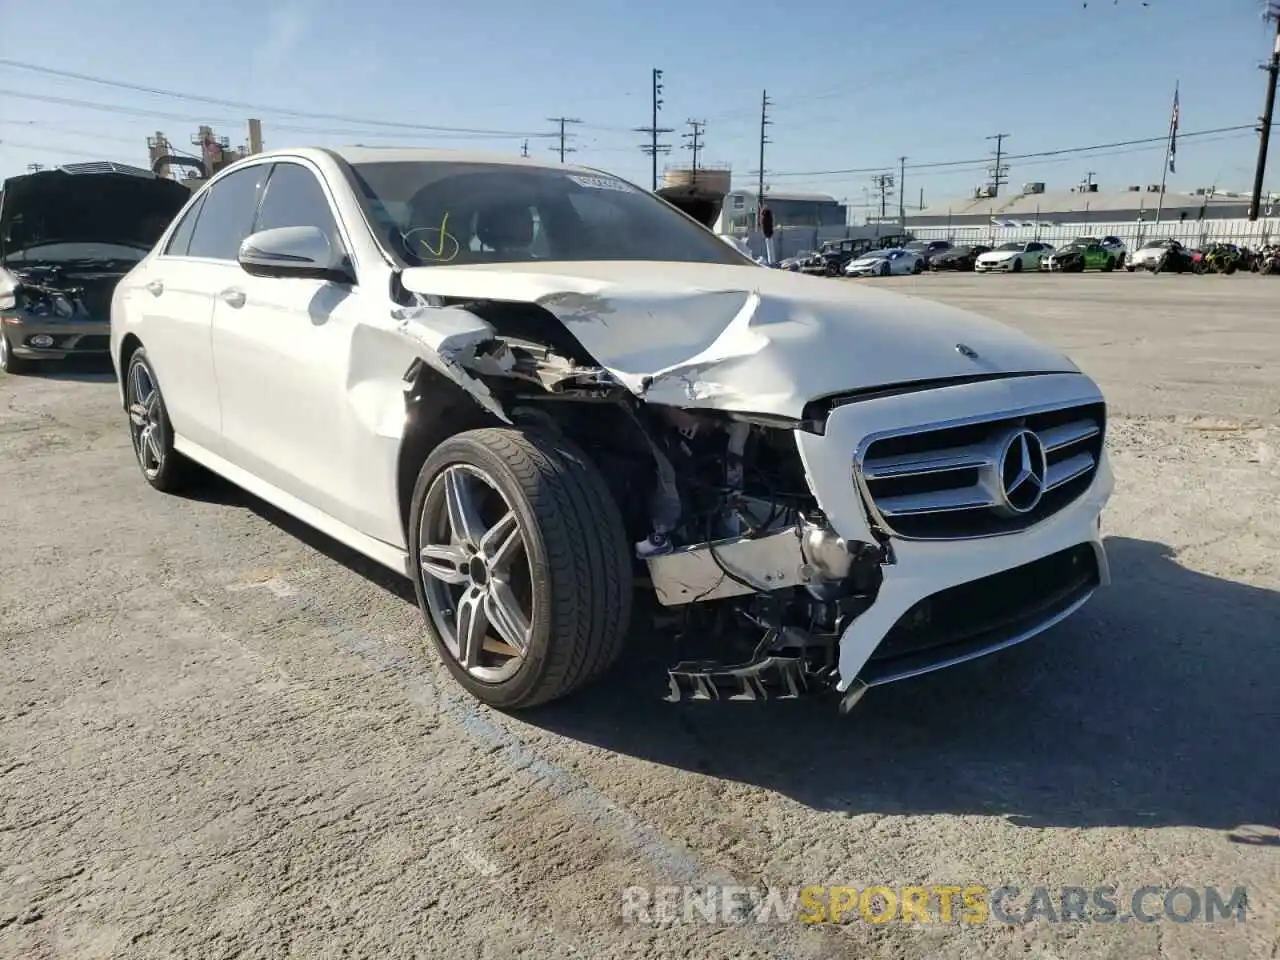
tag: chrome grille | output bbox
[854,402,1106,539]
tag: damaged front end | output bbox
[633,408,887,704]
[391,292,888,705]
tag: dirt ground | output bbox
[2,272,1277,959]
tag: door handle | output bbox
[220,288,246,309]
[145,279,164,296]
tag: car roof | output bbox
[242,145,606,177]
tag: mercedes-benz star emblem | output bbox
[955,343,979,359]
[997,428,1048,514]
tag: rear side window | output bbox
[163,195,205,256]
[187,165,269,260]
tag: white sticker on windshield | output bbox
[568,174,634,193]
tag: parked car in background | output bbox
[1043,239,1122,272]
[111,147,1112,712]
[974,240,1053,273]
[800,238,874,276]
[779,250,813,272]
[930,244,992,271]
[845,247,923,277]
[1126,238,1183,271]
[0,162,190,374]
[904,239,952,266]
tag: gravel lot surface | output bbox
[2,273,1277,959]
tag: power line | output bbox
[870,172,894,219]
[986,133,1010,197]
[634,68,673,190]
[546,117,581,162]
[0,88,543,142]
[681,119,706,175]
[0,58,557,138]
[765,124,1261,179]
[757,90,772,202]
[1249,2,1280,219]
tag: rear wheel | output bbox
[1102,257,1115,272]
[410,428,632,710]
[0,331,34,375]
[125,347,195,492]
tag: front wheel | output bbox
[1012,258,1023,273]
[912,259,923,274]
[410,428,633,710]
[879,261,891,277]
[1102,257,1115,273]
[0,331,34,375]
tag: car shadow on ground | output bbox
[177,474,1280,837]
[21,356,117,382]
[521,535,1280,836]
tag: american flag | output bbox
[1168,85,1180,174]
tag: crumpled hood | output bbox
[400,260,1079,419]
[0,169,191,260]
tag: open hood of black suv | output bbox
[0,166,192,261]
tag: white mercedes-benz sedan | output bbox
[111,147,1113,711]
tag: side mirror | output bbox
[237,226,352,283]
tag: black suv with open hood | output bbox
[0,162,190,374]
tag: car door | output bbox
[209,160,385,538]
[123,167,266,453]
[1024,241,1046,267]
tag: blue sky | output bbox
[0,0,1276,212]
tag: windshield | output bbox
[347,161,750,268]
[995,242,1022,251]
[905,241,929,251]
[1141,240,1169,249]
[3,241,150,263]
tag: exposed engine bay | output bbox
[1,263,121,320]
[410,298,889,703]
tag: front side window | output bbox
[187,165,269,260]
[254,163,346,258]
[346,161,750,268]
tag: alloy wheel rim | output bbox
[127,361,164,479]
[0,333,9,367]
[418,464,533,683]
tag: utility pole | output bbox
[546,117,581,162]
[871,173,895,220]
[986,132,1010,196]
[1249,4,1280,220]
[898,156,907,225]
[520,139,529,158]
[757,89,772,206]
[633,69,673,190]
[25,163,43,172]
[682,119,706,183]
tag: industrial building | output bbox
[905,180,1279,228]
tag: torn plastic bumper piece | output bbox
[664,655,814,702]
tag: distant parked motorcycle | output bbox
[1251,244,1280,275]
[1203,243,1244,275]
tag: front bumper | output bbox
[1,314,110,359]
[974,258,1015,272]
[794,372,1113,694]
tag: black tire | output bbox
[124,347,195,493]
[1102,257,1115,273]
[1012,258,1023,273]
[0,330,35,375]
[409,427,633,710]
[912,259,923,274]
[879,260,891,277]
